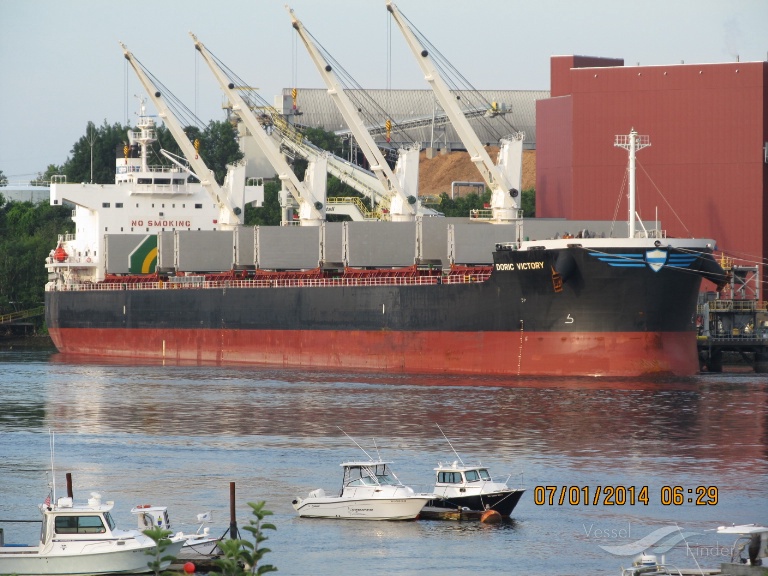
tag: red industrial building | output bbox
[536,55,768,283]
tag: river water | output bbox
[0,349,766,575]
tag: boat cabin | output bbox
[131,505,172,531]
[435,463,492,486]
[39,495,117,546]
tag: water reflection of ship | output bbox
[32,360,768,477]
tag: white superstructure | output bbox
[46,98,263,286]
[0,492,185,575]
[292,461,433,520]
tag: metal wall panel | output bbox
[236,227,255,267]
[322,223,344,265]
[257,226,321,270]
[105,234,144,274]
[177,231,234,272]
[450,223,518,264]
[420,217,451,267]
[158,231,175,270]
[535,96,574,219]
[346,222,416,267]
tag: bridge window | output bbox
[54,515,106,534]
[438,472,463,484]
[465,470,480,482]
[102,203,110,208]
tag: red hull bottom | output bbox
[48,328,700,378]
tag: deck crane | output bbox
[120,43,253,229]
[191,33,326,226]
[386,1,524,227]
[287,5,426,223]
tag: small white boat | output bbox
[0,492,185,576]
[618,525,768,576]
[421,424,525,519]
[421,460,525,519]
[716,524,768,566]
[292,460,433,520]
[131,504,220,556]
[619,552,723,576]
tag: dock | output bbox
[697,261,768,373]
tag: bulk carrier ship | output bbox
[44,123,726,378]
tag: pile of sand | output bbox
[418,147,535,198]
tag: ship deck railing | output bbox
[699,299,768,312]
[51,271,492,292]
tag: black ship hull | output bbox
[45,243,725,377]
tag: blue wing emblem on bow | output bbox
[645,248,667,272]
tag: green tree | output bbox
[32,164,64,186]
[58,118,243,188]
[301,127,343,156]
[141,527,178,576]
[214,501,277,576]
[197,120,244,185]
[436,187,535,218]
[62,120,132,184]
[0,170,7,186]
[437,190,491,217]
[0,199,72,315]
[245,180,281,226]
[521,187,535,218]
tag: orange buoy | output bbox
[183,562,196,574]
[480,509,502,524]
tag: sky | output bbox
[1,0,766,183]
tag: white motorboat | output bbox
[0,492,185,576]
[421,424,525,519]
[618,525,768,575]
[421,460,525,519]
[131,504,220,556]
[292,460,433,520]
[717,524,768,566]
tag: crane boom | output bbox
[190,33,325,225]
[386,1,522,223]
[120,42,245,228]
[287,5,419,222]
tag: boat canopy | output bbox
[342,462,400,487]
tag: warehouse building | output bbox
[536,55,768,278]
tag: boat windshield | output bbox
[54,514,107,534]
[437,471,463,484]
[344,464,400,487]
[104,512,116,531]
[344,465,379,487]
[463,469,491,483]
[40,514,49,544]
[371,464,399,485]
